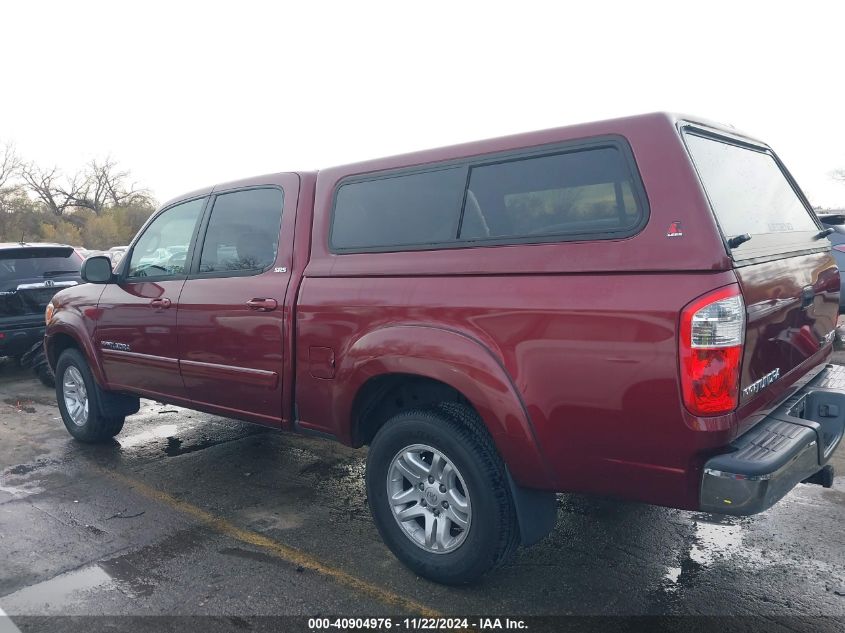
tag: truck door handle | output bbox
[150,297,172,309]
[246,298,278,311]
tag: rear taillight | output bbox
[679,286,745,416]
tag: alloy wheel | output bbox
[387,443,472,554]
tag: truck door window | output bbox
[197,188,283,274]
[126,198,205,279]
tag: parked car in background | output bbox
[816,212,845,313]
[83,249,108,260]
[1,243,83,385]
[44,113,844,584]
[108,246,128,266]
[73,246,90,260]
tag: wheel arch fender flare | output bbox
[46,313,107,388]
[335,324,553,488]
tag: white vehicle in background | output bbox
[108,246,128,265]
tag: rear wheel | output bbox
[366,404,519,584]
[55,349,124,442]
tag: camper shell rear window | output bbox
[682,128,821,259]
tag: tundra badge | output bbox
[101,341,131,352]
[742,368,780,398]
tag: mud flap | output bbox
[98,388,140,418]
[505,468,557,546]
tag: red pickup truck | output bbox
[44,113,844,584]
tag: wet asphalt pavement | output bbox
[0,358,843,633]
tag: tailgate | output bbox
[735,252,839,404]
[0,246,82,317]
[1,282,79,316]
[682,127,840,408]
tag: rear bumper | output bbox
[700,363,845,515]
[0,323,45,358]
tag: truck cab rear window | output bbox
[331,142,646,252]
[684,132,817,238]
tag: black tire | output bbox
[366,403,519,584]
[35,363,55,388]
[55,348,124,442]
[24,344,55,388]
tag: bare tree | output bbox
[20,163,86,217]
[19,155,152,218]
[70,158,151,214]
[0,142,21,192]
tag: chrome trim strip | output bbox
[179,359,279,389]
[16,281,78,290]
[100,348,179,369]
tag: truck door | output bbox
[95,196,207,404]
[177,177,297,427]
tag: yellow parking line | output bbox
[102,469,441,617]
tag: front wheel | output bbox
[55,349,124,442]
[366,404,519,584]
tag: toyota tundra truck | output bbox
[43,113,844,584]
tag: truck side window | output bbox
[198,188,284,274]
[330,141,647,252]
[459,146,643,241]
[126,198,205,279]
[331,168,466,250]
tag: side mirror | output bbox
[81,255,114,284]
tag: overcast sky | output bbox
[2,1,844,208]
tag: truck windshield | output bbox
[684,131,817,239]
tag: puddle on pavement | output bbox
[1,560,155,614]
[118,419,265,456]
[662,515,748,592]
[0,480,45,500]
[689,518,745,566]
[1,565,112,613]
[241,507,306,532]
[659,511,817,595]
[664,566,682,584]
[117,424,179,449]
[3,458,64,477]
[163,435,240,457]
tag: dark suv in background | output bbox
[1,243,83,383]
